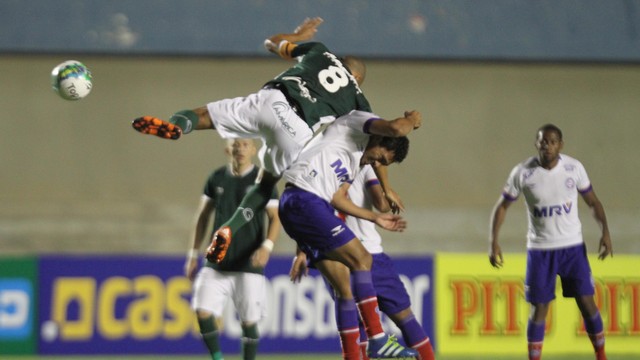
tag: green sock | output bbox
[221,179,276,233]
[241,323,259,360]
[169,109,198,134]
[198,315,223,360]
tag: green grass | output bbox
[3,355,636,360]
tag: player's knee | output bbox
[195,308,214,320]
[194,107,214,129]
[351,251,372,270]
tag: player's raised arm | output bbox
[367,110,422,137]
[264,17,324,57]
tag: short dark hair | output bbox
[379,136,410,163]
[537,123,563,140]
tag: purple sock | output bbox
[398,314,428,347]
[351,270,376,300]
[358,322,367,343]
[584,311,604,335]
[336,298,359,331]
[527,320,545,342]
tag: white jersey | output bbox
[345,165,384,254]
[283,110,380,202]
[502,154,592,250]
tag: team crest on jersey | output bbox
[272,101,297,138]
[216,187,224,196]
[565,178,576,189]
[241,207,254,221]
[523,168,536,181]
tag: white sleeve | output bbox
[575,161,592,192]
[502,164,521,200]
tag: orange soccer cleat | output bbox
[132,116,182,140]
[206,226,232,263]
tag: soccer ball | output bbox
[51,60,93,100]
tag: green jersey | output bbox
[265,42,372,131]
[203,165,278,274]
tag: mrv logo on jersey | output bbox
[533,202,573,218]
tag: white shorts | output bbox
[191,267,266,323]
[207,89,314,176]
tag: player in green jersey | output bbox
[132,17,407,265]
[185,139,280,360]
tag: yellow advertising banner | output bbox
[435,253,639,355]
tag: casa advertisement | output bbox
[36,255,435,355]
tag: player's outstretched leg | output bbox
[132,109,201,140]
[367,334,417,359]
[132,116,182,140]
[205,226,232,263]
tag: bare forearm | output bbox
[265,17,323,54]
[591,201,610,236]
[489,203,509,246]
[265,207,281,243]
[331,193,376,222]
[191,215,209,250]
[368,110,422,137]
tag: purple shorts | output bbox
[369,253,412,315]
[525,243,595,304]
[319,252,412,316]
[279,186,356,260]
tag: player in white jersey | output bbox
[131,18,408,267]
[280,110,420,359]
[290,164,436,360]
[489,124,612,360]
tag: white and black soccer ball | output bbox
[51,60,93,100]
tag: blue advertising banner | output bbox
[38,255,199,354]
[37,255,434,355]
[0,257,38,355]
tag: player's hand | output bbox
[404,110,422,130]
[289,254,309,283]
[384,188,405,214]
[294,17,324,39]
[184,257,199,281]
[598,233,613,260]
[489,243,504,269]
[251,247,271,268]
[374,213,407,232]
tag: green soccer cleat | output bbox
[132,116,182,140]
[368,334,417,359]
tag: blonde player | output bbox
[185,139,280,360]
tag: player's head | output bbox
[225,139,257,167]
[361,135,410,167]
[535,124,563,166]
[341,56,366,85]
